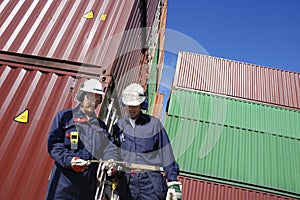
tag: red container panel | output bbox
[0,61,95,200]
[0,0,135,70]
[178,176,298,200]
[174,52,300,110]
[109,0,163,115]
[0,1,164,199]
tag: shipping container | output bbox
[178,175,299,200]
[163,51,300,199]
[0,60,95,199]
[0,0,137,67]
[0,0,167,199]
[168,88,300,139]
[0,0,164,98]
[104,0,167,119]
[173,51,300,110]
[165,114,300,198]
[0,0,167,125]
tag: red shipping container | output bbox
[174,52,300,110]
[178,176,299,200]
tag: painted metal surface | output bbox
[178,176,299,200]
[0,1,165,199]
[0,0,162,86]
[0,60,93,199]
[148,45,160,114]
[174,51,300,110]
[168,88,300,139]
[0,0,164,121]
[0,0,137,71]
[108,0,167,118]
[152,92,164,119]
[164,113,300,197]
[146,0,159,27]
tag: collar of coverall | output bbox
[73,105,97,123]
[126,112,150,126]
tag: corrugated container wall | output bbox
[173,51,300,110]
[109,0,167,118]
[168,89,300,139]
[0,0,137,71]
[0,61,93,199]
[178,176,299,200]
[0,0,165,199]
[110,0,155,99]
[0,0,162,84]
[148,0,168,118]
[164,88,300,198]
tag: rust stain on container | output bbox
[152,92,164,119]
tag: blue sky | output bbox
[164,0,300,72]
[159,0,300,119]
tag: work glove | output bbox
[166,181,182,200]
[70,157,88,172]
[101,159,117,176]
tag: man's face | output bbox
[128,105,141,119]
[81,92,102,116]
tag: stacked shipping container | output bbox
[177,176,299,200]
[0,61,85,199]
[2,0,298,198]
[0,0,167,199]
[163,51,300,199]
[174,52,300,109]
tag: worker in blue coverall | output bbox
[112,83,182,200]
[46,79,117,200]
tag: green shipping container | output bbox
[165,88,300,197]
[167,88,300,139]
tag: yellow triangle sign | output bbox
[83,10,94,19]
[14,109,29,124]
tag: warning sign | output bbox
[14,109,29,123]
[100,13,107,21]
[83,10,94,19]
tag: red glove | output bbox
[70,157,88,172]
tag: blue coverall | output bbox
[46,105,117,200]
[113,113,179,200]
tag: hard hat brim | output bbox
[81,88,105,95]
[122,96,145,106]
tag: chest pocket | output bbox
[139,136,158,153]
[136,124,158,153]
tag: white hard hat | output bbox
[122,83,146,106]
[80,79,104,95]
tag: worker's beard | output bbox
[82,102,98,117]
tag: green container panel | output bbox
[164,115,300,196]
[168,88,300,139]
[147,44,159,114]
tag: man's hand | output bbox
[101,159,117,176]
[70,157,88,172]
[166,181,182,200]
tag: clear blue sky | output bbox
[164,0,300,73]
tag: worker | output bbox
[46,78,117,200]
[112,83,182,200]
